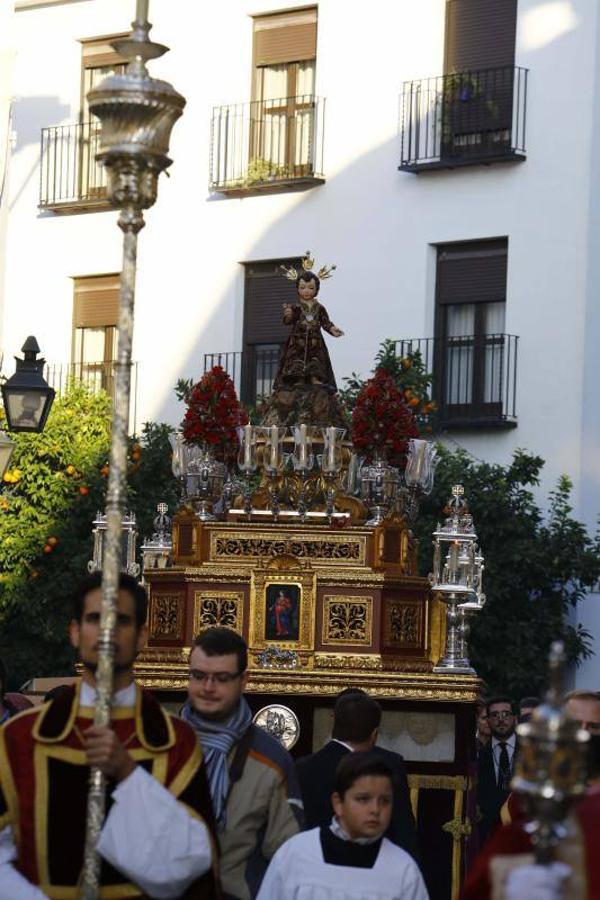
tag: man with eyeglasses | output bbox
[463,689,600,899]
[476,696,518,844]
[182,626,302,900]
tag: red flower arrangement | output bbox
[182,366,248,464]
[351,368,419,467]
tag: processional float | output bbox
[83,4,488,897]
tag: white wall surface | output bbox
[1,0,600,683]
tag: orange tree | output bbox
[0,385,179,688]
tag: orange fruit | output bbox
[47,536,59,547]
[65,465,76,476]
[43,544,53,554]
[79,486,89,496]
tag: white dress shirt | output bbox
[0,681,212,899]
[491,733,517,782]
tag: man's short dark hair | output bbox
[332,693,382,743]
[192,627,248,673]
[519,696,541,712]
[72,571,148,629]
[334,752,393,799]
[486,695,516,716]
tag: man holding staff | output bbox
[0,573,218,898]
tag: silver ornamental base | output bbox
[433,592,476,675]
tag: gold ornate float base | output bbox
[138,519,479,900]
[138,518,479,702]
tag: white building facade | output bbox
[1,0,599,683]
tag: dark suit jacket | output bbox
[477,742,514,844]
[295,739,419,862]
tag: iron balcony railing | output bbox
[394,334,518,426]
[204,347,281,406]
[40,121,109,209]
[43,360,139,433]
[209,95,325,192]
[399,66,528,172]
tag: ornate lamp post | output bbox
[80,2,185,896]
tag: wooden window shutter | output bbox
[243,260,301,345]
[80,34,128,69]
[444,0,517,72]
[73,274,120,327]
[253,8,317,67]
[436,240,508,305]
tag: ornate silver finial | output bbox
[512,641,590,863]
[86,1,186,233]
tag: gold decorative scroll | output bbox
[193,591,244,636]
[322,596,373,645]
[211,531,366,567]
[149,592,185,640]
[383,598,423,648]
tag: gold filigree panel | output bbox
[383,598,423,648]
[193,591,244,637]
[249,567,316,652]
[211,531,366,567]
[322,596,373,646]
[149,591,185,640]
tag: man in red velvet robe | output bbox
[0,572,219,898]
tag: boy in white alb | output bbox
[256,753,429,900]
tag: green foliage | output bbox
[0,386,180,689]
[0,384,112,687]
[414,447,600,698]
[127,422,180,544]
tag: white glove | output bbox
[505,862,571,900]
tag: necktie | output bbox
[497,742,511,791]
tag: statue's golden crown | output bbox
[279,250,337,283]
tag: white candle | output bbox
[412,439,426,480]
[243,424,252,468]
[270,425,279,469]
[326,427,336,469]
[299,424,307,467]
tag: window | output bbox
[79,36,127,199]
[72,274,120,393]
[251,9,317,177]
[442,0,518,159]
[242,259,302,404]
[435,240,509,422]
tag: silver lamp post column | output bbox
[79,3,185,896]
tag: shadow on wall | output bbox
[9,95,70,211]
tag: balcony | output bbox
[209,95,325,195]
[204,347,280,406]
[39,122,110,212]
[394,335,518,428]
[44,360,139,432]
[399,66,527,172]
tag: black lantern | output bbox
[1,337,55,433]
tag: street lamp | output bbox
[1,336,55,433]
